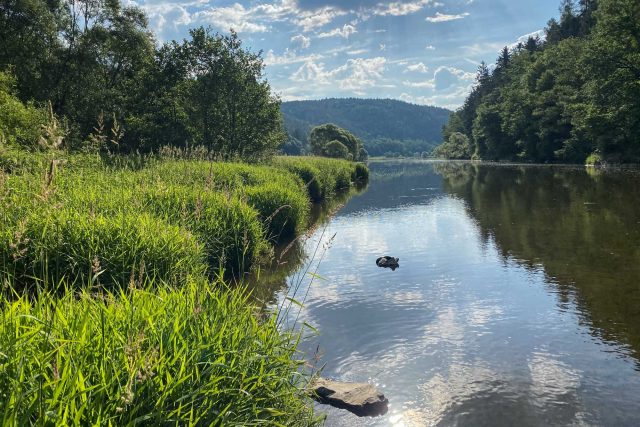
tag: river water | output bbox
[254,160,640,426]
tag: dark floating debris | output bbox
[376,256,399,271]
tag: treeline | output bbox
[281,98,449,157]
[0,0,283,159]
[441,0,640,164]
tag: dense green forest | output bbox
[0,0,282,159]
[281,98,451,157]
[441,0,640,164]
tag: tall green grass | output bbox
[0,154,368,287]
[272,156,366,201]
[0,152,368,424]
[0,279,322,426]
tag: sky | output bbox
[129,0,562,109]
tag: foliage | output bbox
[433,132,473,159]
[0,2,284,159]
[281,98,450,155]
[365,138,438,157]
[322,140,350,159]
[585,152,603,166]
[0,71,44,147]
[309,124,363,161]
[0,279,321,426]
[442,0,640,163]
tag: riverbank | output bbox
[0,150,368,424]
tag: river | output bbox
[252,160,640,426]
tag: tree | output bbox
[323,140,350,159]
[309,123,363,161]
[433,132,472,159]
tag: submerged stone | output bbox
[310,378,389,417]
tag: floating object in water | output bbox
[376,256,399,270]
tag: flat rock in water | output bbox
[310,378,389,417]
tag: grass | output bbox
[0,279,322,426]
[272,156,367,202]
[0,154,367,286]
[0,149,368,424]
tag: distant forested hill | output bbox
[281,98,451,157]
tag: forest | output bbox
[0,0,283,159]
[282,98,451,157]
[440,0,640,164]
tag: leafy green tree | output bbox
[323,140,350,159]
[434,132,472,159]
[309,123,363,161]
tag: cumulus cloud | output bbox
[405,62,429,73]
[433,65,474,89]
[318,24,358,39]
[290,34,311,49]
[264,49,323,66]
[291,57,387,91]
[426,12,470,22]
[193,4,269,32]
[374,0,440,17]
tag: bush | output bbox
[0,210,206,289]
[0,72,44,148]
[0,280,321,425]
[585,152,603,166]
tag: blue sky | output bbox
[130,0,561,109]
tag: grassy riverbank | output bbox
[0,150,367,424]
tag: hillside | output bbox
[281,98,451,157]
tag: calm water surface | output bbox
[254,161,640,426]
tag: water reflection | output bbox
[438,162,640,363]
[259,161,640,426]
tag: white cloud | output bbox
[193,4,269,33]
[403,80,435,88]
[425,44,436,50]
[318,24,358,39]
[265,49,323,66]
[405,62,429,73]
[374,0,442,17]
[291,56,388,91]
[290,34,311,49]
[426,12,470,22]
[336,57,387,90]
[295,7,347,32]
[347,49,369,55]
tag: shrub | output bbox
[0,71,44,148]
[0,280,321,425]
[585,152,603,166]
